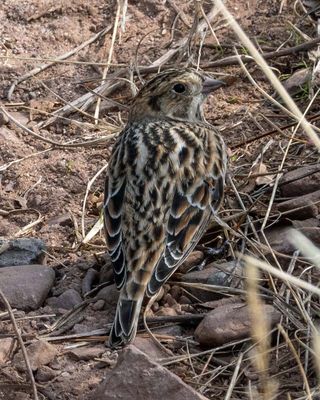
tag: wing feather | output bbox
[147,181,213,296]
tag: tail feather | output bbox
[109,297,143,348]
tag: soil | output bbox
[0,0,319,399]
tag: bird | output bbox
[103,68,227,347]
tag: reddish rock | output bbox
[89,345,208,400]
[0,338,15,363]
[194,303,281,346]
[0,265,55,310]
[14,340,58,371]
[68,345,105,361]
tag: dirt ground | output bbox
[1,0,320,399]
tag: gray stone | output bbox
[280,165,320,197]
[277,189,320,220]
[95,284,119,309]
[180,261,243,301]
[89,345,208,400]
[0,238,45,267]
[14,340,57,371]
[36,365,59,383]
[195,303,281,346]
[0,265,55,310]
[282,68,311,96]
[46,289,82,310]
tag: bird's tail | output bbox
[108,295,143,348]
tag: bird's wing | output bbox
[103,139,127,289]
[147,175,224,297]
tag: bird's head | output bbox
[128,69,224,123]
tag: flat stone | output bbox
[133,337,171,360]
[280,165,320,197]
[277,189,320,220]
[14,340,57,371]
[46,288,82,310]
[180,261,243,301]
[0,337,15,363]
[0,238,45,267]
[194,303,281,346]
[89,345,208,400]
[68,345,105,361]
[0,265,55,310]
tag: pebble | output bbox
[68,345,105,361]
[0,337,15,363]
[46,288,82,310]
[95,284,119,309]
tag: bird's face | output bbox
[129,69,224,123]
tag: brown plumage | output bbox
[104,69,227,347]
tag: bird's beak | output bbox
[202,77,225,95]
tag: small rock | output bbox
[0,337,15,363]
[180,261,243,301]
[14,340,57,371]
[280,164,320,197]
[92,299,105,310]
[179,251,205,274]
[68,345,105,361]
[133,337,171,360]
[36,365,59,383]
[0,238,45,267]
[163,293,178,307]
[179,295,192,304]
[0,265,55,310]
[46,289,82,310]
[194,303,281,346]
[89,345,208,400]
[95,284,119,309]
[282,68,311,96]
[277,189,320,220]
[47,213,72,227]
[169,285,182,300]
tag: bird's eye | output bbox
[172,83,186,93]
